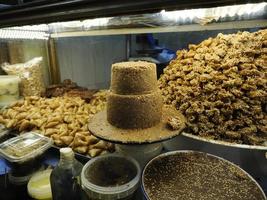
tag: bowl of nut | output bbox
[142,151,266,200]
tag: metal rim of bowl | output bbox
[181,132,267,150]
[81,153,141,196]
[141,150,267,200]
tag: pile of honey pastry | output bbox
[159,30,267,145]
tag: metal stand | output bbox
[116,142,163,168]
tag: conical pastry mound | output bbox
[107,61,163,129]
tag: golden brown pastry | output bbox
[0,93,114,156]
[159,29,267,145]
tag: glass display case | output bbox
[0,1,266,199]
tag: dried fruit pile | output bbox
[159,30,267,145]
[43,79,98,103]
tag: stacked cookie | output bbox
[89,61,185,144]
[107,61,163,129]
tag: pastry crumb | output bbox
[167,117,182,130]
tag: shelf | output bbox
[51,19,267,38]
[0,0,264,28]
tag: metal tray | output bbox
[181,132,267,150]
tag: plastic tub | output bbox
[115,143,162,167]
[81,154,141,200]
[0,75,20,107]
[27,169,52,200]
[142,151,266,200]
[0,132,52,176]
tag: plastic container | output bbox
[0,75,20,107]
[0,132,52,176]
[81,154,141,200]
[27,169,52,200]
[115,143,162,167]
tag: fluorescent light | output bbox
[0,29,49,40]
[159,2,267,23]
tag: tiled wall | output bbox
[55,35,127,89]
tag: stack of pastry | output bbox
[108,61,163,129]
[89,61,185,144]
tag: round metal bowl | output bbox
[142,151,266,200]
[163,133,267,191]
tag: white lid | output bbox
[60,147,74,160]
[81,154,141,200]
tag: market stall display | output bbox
[0,1,266,199]
[159,29,267,146]
[0,90,114,157]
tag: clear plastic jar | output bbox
[81,154,141,200]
